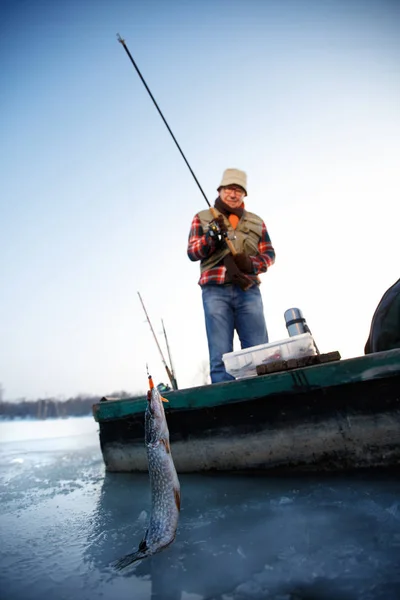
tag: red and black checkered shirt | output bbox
[187,213,276,286]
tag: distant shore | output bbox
[0,391,141,420]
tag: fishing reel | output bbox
[208,219,230,242]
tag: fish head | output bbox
[145,386,169,444]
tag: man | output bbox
[364,277,400,354]
[187,168,276,383]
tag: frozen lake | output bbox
[1,416,400,600]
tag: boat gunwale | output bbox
[93,349,400,423]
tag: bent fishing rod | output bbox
[116,33,237,255]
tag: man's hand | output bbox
[208,215,228,240]
[215,215,227,234]
[233,252,253,273]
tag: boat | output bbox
[92,347,400,474]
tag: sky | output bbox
[1,0,399,401]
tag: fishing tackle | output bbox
[208,219,228,241]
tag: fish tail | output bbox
[112,550,145,570]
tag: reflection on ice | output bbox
[85,472,400,600]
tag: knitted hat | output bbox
[218,168,247,196]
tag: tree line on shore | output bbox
[0,390,144,420]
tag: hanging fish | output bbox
[114,376,181,569]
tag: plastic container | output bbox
[222,332,316,379]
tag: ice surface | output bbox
[1,418,400,600]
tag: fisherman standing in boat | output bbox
[187,168,275,383]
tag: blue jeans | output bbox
[202,284,268,383]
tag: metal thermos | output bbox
[284,308,310,337]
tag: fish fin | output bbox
[113,539,148,570]
[161,395,169,403]
[138,537,147,552]
[174,487,181,511]
[161,439,171,453]
[112,550,145,570]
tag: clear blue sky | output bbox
[1,0,399,400]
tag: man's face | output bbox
[219,185,245,209]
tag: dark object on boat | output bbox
[365,277,400,354]
[157,382,171,393]
[93,349,400,474]
[255,351,341,375]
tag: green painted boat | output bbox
[92,349,400,473]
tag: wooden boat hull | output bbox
[93,350,400,473]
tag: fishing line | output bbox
[117,33,241,261]
[117,34,211,207]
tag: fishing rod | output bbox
[162,318,178,390]
[137,291,177,390]
[116,33,237,256]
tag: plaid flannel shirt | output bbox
[187,213,276,286]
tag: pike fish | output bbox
[114,377,181,569]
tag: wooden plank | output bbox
[319,351,342,363]
[256,351,341,375]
